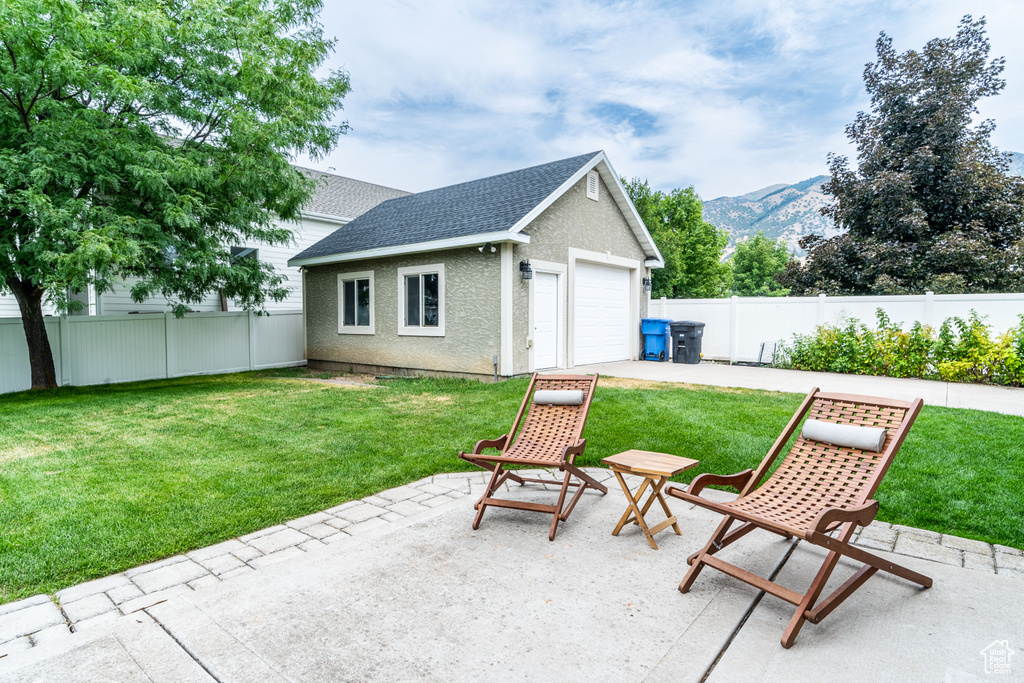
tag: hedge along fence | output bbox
[775,310,1024,387]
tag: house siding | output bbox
[511,175,650,375]
[92,215,343,315]
[304,247,501,375]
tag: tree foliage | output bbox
[623,178,731,298]
[1,0,350,388]
[730,231,791,296]
[780,16,1024,295]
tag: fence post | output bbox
[817,293,827,326]
[729,295,738,365]
[659,296,666,317]
[59,315,72,386]
[248,311,257,371]
[924,291,935,328]
[164,311,174,378]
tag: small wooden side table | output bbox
[602,450,699,550]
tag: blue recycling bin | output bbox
[641,318,673,361]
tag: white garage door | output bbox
[574,262,631,365]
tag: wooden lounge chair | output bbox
[459,373,607,541]
[666,388,930,648]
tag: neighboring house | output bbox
[0,168,408,318]
[289,151,664,379]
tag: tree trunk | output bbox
[7,278,58,389]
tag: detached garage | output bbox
[290,151,664,379]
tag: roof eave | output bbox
[593,154,666,267]
[288,231,531,268]
[645,256,665,269]
[298,210,352,224]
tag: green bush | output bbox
[775,310,1024,387]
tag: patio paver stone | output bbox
[335,503,387,523]
[286,513,334,530]
[60,593,117,624]
[54,575,131,605]
[0,601,64,642]
[386,500,430,517]
[186,539,247,563]
[130,559,210,594]
[29,624,73,648]
[893,535,963,565]
[0,595,50,619]
[197,553,248,577]
[940,535,993,556]
[377,486,421,502]
[995,552,1024,572]
[245,528,310,555]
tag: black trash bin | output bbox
[670,321,705,364]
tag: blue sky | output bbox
[305,0,1024,200]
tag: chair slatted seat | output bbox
[666,388,931,648]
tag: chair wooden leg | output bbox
[466,458,525,491]
[680,516,736,593]
[549,470,573,541]
[473,464,504,529]
[685,521,759,566]
[781,523,856,648]
[563,461,608,494]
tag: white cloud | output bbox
[305,0,1024,199]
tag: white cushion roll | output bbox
[801,419,888,452]
[532,389,585,406]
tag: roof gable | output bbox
[289,152,663,267]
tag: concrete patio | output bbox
[1,469,1020,682]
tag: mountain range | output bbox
[705,152,1024,254]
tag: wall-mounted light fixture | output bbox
[642,277,652,292]
[519,260,533,280]
[478,242,497,253]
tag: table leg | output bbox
[612,471,650,535]
[611,471,658,549]
[643,477,682,536]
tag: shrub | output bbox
[775,310,1024,387]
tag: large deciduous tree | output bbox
[623,178,731,298]
[779,16,1024,295]
[731,231,791,296]
[1,0,350,389]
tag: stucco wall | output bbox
[511,174,651,374]
[304,248,501,375]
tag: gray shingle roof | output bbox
[291,152,600,262]
[295,166,410,219]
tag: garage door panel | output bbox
[574,262,630,365]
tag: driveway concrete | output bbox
[1,473,1020,682]
[561,361,1024,417]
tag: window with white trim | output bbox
[337,270,374,334]
[586,171,599,201]
[397,264,445,336]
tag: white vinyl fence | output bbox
[0,310,304,395]
[650,292,1024,364]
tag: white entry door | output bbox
[573,262,631,365]
[533,271,560,370]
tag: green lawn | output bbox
[1,370,1022,604]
